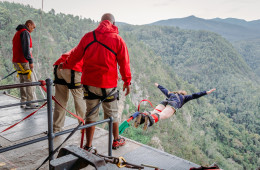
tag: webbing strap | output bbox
[71,70,75,85]
[101,88,107,99]
[0,102,47,133]
[83,31,117,56]
[83,86,118,102]
[174,93,182,108]
[96,41,117,56]
[53,66,82,89]
[137,99,162,112]
[53,65,67,85]
[16,63,32,80]
[39,81,84,124]
[93,30,97,40]
[0,70,17,81]
[126,116,133,123]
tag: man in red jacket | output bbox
[62,13,131,150]
[53,49,86,133]
[12,20,39,109]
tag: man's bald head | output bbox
[101,13,115,25]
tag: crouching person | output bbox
[53,49,86,133]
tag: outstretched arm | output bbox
[184,88,216,104]
[155,83,169,98]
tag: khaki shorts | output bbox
[84,86,118,122]
[56,68,82,84]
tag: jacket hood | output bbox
[95,20,119,34]
[16,24,29,31]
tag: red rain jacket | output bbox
[63,20,131,88]
[53,49,83,72]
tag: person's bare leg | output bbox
[151,104,165,114]
[85,121,95,147]
[157,105,175,120]
[113,122,119,140]
[143,105,175,130]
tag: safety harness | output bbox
[82,30,119,102]
[83,85,119,102]
[83,30,117,56]
[174,93,182,109]
[53,65,82,89]
[15,63,32,80]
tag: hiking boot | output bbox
[143,114,155,131]
[134,113,146,128]
[112,137,126,150]
[25,104,40,109]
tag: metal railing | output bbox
[0,78,113,169]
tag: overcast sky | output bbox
[2,0,260,25]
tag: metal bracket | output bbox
[50,145,107,170]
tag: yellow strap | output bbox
[17,63,26,72]
[27,70,32,80]
[14,64,19,78]
[106,96,114,100]
[75,83,81,86]
[16,63,32,80]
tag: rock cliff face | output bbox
[117,89,126,122]
[131,80,149,106]
[117,76,151,123]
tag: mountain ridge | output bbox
[150,15,260,41]
[149,15,260,78]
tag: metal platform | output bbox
[0,93,199,170]
[0,93,78,141]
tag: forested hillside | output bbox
[151,15,260,79]
[0,2,259,169]
[233,38,260,77]
[120,25,260,169]
[120,24,260,128]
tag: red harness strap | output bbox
[39,80,85,124]
[137,99,162,112]
[126,116,134,123]
[1,102,47,133]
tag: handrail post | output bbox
[108,117,113,156]
[46,78,54,168]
